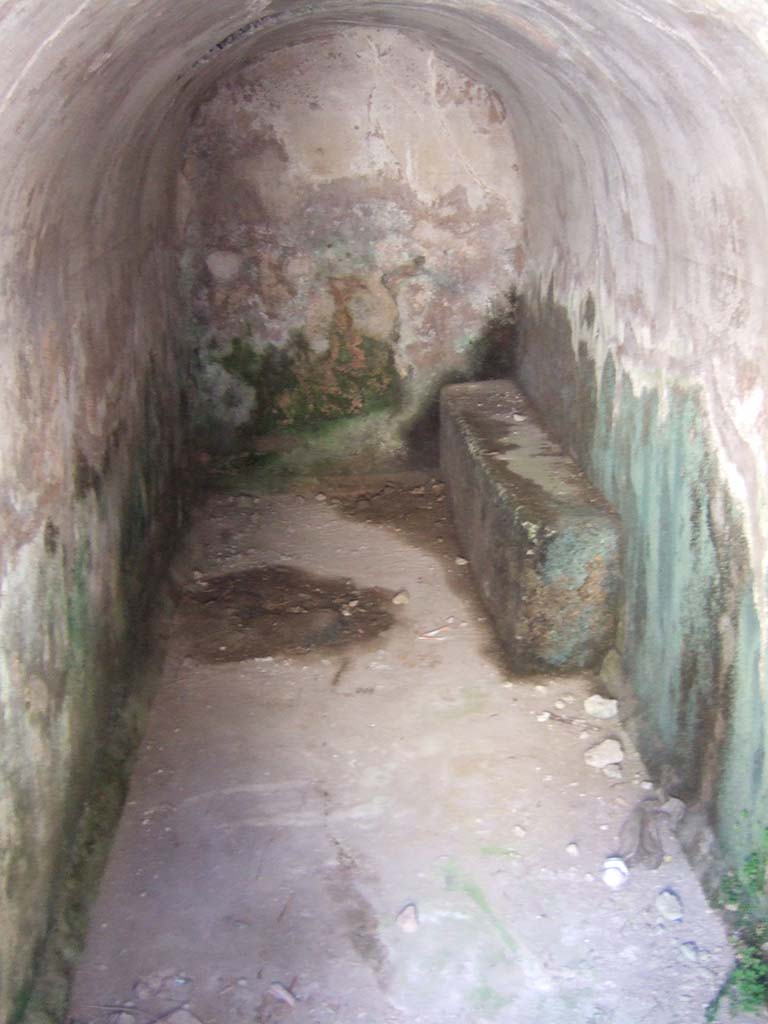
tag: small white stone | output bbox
[602,856,629,889]
[566,842,580,857]
[680,941,699,962]
[536,711,551,722]
[513,824,527,837]
[267,982,297,1006]
[314,492,328,502]
[396,902,419,933]
[392,590,410,605]
[584,694,618,719]
[455,557,469,566]
[656,889,683,921]
[584,738,624,768]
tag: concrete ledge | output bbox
[440,380,621,672]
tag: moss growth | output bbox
[213,277,402,448]
[217,329,400,440]
[17,697,152,1024]
[707,829,768,1017]
[727,944,768,1014]
[65,539,91,675]
[218,337,297,435]
[276,325,400,426]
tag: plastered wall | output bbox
[2,1,768,1017]
[179,29,523,456]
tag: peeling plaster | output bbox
[179,28,523,451]
[2,0,768,1016]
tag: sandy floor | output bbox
[69,474,743,1024]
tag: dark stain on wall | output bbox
[512,288,765,868]
[7,360,185,1023]
[402,287,521,464]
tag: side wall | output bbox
[0,15,191,1019]
[514,291,766,869]
[456,1,768,871]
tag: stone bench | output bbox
[440,380,621,673]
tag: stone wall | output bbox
[0,12,189,1017]
[178,28,524,457]
[495,1,768,868]
[514,294,764,870]
[2,1,768,1017]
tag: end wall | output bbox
[179,28,524,458]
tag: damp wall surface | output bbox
[514,297,765,869]
[179,28,523,458]
[0,10,190,1018]
[2,0,768,1018]
[497,3,768,869]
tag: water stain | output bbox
[179,564,396,662]
[326,839,389,982]
[328,471,527,677]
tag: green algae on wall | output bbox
[215,329,401,438]
[717,588,766,864]
[200,277,402,450]
[179,31,525,463]
[514,292,767,867]
[195,284,523,465]
[593,371,732,776]
[590,360,766,866]
[2,367,184,1023]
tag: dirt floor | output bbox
[68,472,755,1024]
